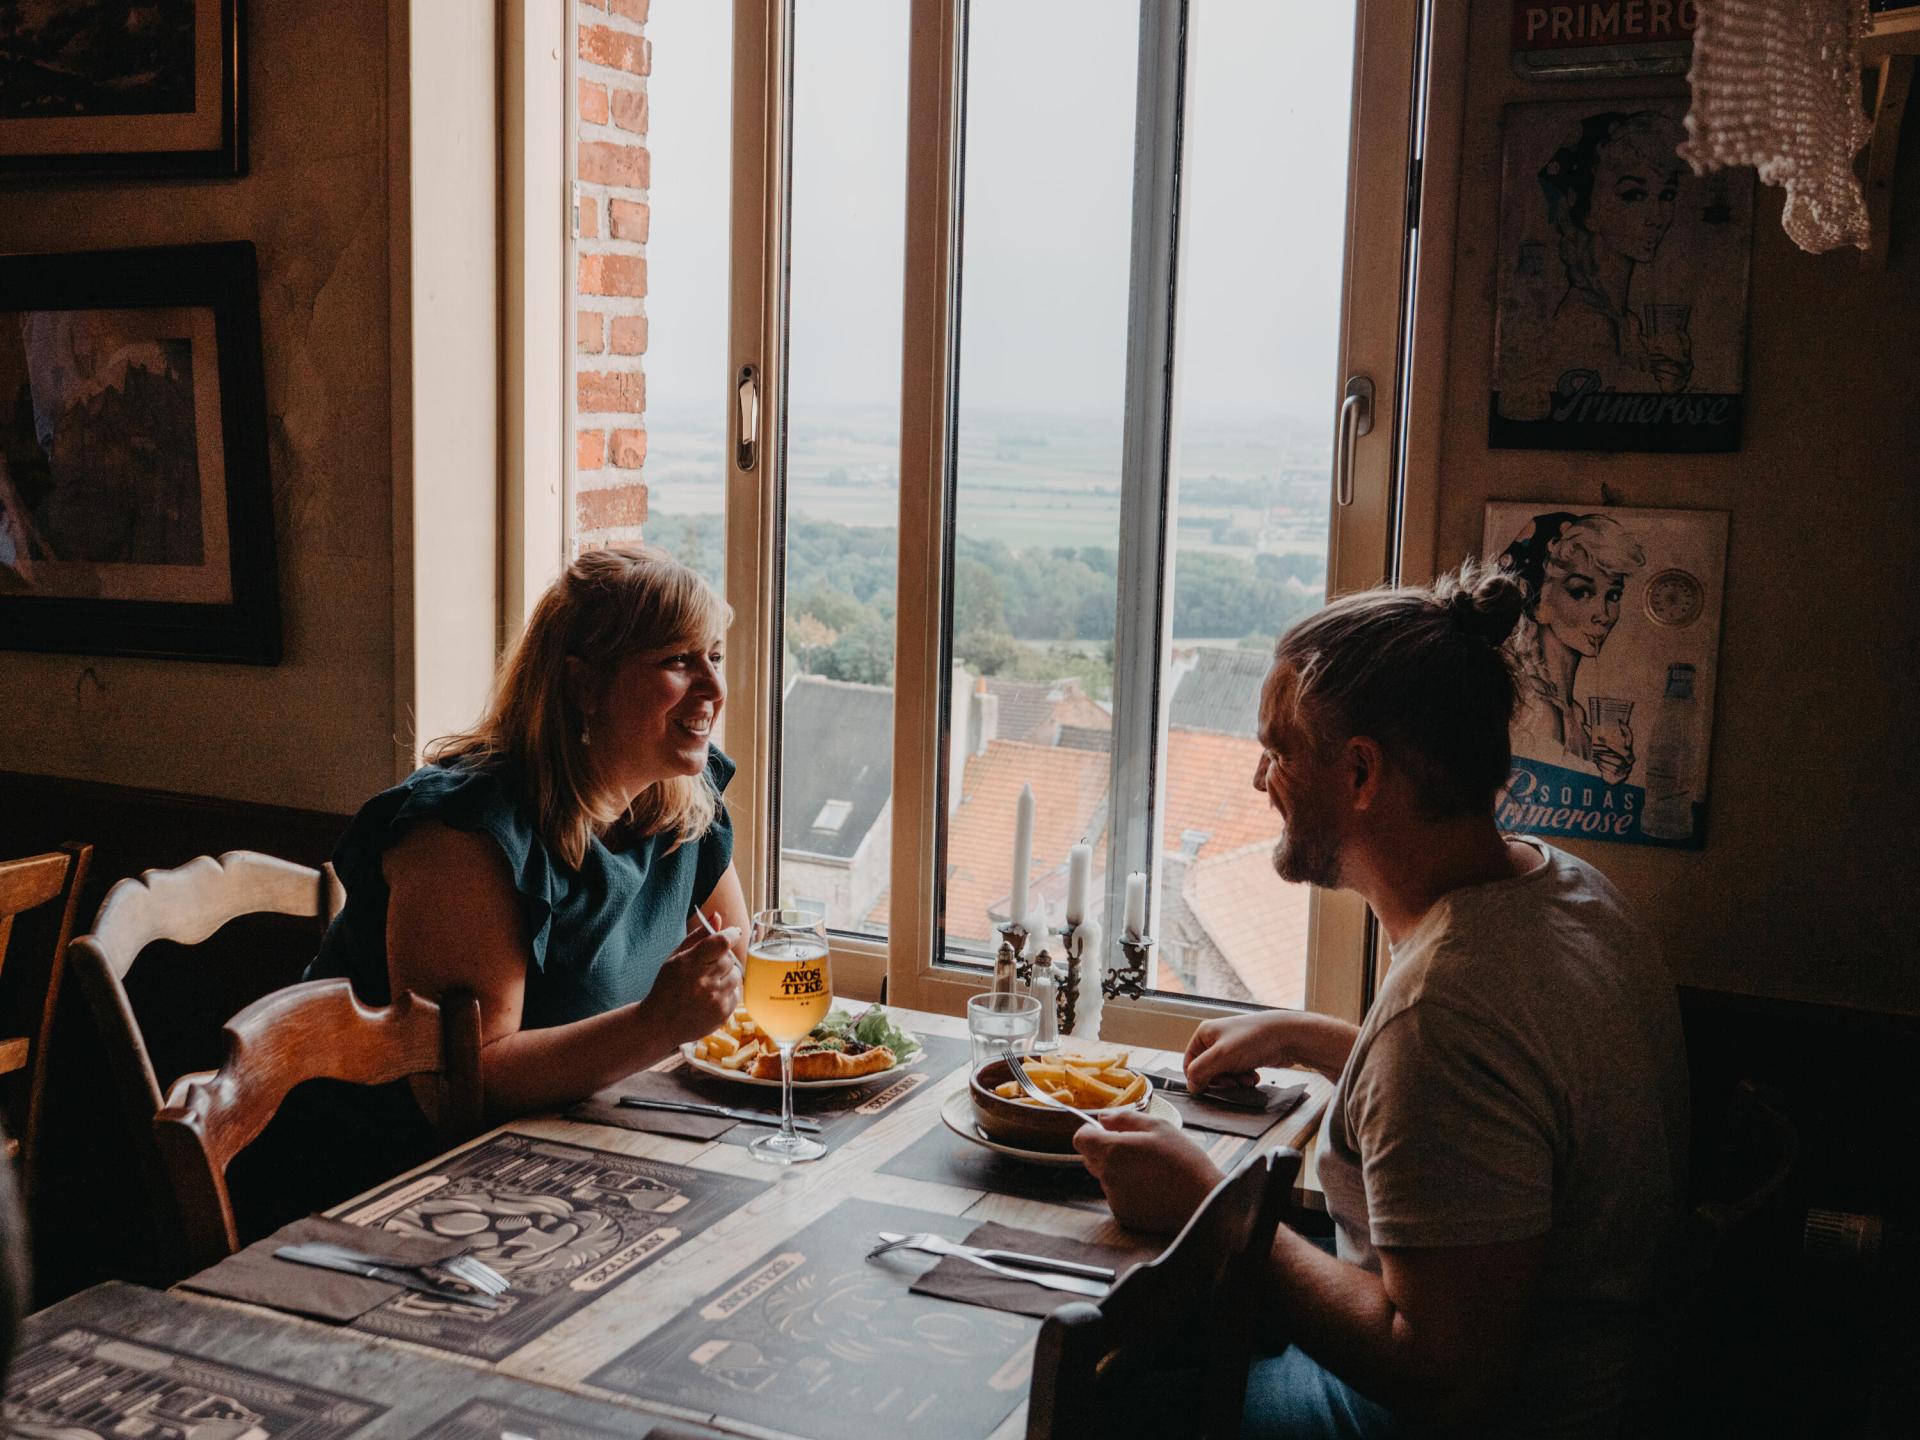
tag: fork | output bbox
[305,1241,510,1296]
[1005,1054,1102,1127]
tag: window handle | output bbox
[736,364,760,472]
[1331,375,1374,508]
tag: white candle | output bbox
[1009,784,1034,927]
[1065,842,1092,926]
[1071,918,1105,1040]
[1123,871,1147,940]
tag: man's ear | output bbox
[1345,736,1386,812]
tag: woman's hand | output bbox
[635,918,743,1047]
[1590,721,1635,785]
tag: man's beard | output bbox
[1272,819,1341,889]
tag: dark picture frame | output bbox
[0,0,246,179]
[0,242,279,664]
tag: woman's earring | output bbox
[581,719,592,747]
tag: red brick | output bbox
[578,311,604,353]
[609,314,648,355]
[611,86,647,135]
[577,253,647,298]
[609,198,649,242]
[578,80,608,126]
[577,193,598,238]
[610,427,648,469]
[580,24,650,76]
[609,0,649,22]
[577,430,607,470]
[578,370,646,414]
[578,139,648,189]
[578,482,648,531]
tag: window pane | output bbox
[628,0,731,591]
[938,1,1141,958]
[774,0,911,939]
[1156,0,1356,1008]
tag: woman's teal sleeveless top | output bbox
[307,749,734,1029]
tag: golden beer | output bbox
[741,941,831,1046]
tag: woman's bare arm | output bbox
[384,822,740,1119]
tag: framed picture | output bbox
[0,0,246,178]
[0,242,279,664]
[1489,99,1753,452]
[1484,503,1729,850]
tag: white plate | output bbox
[678,1038,926,1091]
[939,1088,1183,1167]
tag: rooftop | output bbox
[1168,646,1270,737]
[779,675,894,860]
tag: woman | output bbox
[1496,511,1646,784]
[307,545,746,1123]
[1537,109,1691,397]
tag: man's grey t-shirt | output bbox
[1316,839,1689,1438]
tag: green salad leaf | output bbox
[810,1004,922,1059]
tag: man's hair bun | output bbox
[1441,563,1526,647]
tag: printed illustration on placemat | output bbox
[5,1325,384,1440]
[591,1198,1036,1440]
[334,1133,767,1361]
[408,1397,634,1440]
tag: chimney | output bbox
[971,675,998,757]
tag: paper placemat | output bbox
[6,1323,385,1438]
[590,1198,1036,1440]
[332,1132,768,1361]
[908,1220,1154,1320]
[1146,1072,1311,1137]
[180,1213,472,1323]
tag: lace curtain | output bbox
[1681,0,1875,253]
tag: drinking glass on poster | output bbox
[741,907,832,1164]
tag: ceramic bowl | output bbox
[968,1057,1151,1154]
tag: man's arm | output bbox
[1266,1227,1546,1434]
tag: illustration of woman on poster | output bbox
[1496,511,1646,783]
[1537,110,1692,397]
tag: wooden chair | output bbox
[153,979,482,1273]
[1027,1147,1303,1440]
[64,851,345,1239]
[0,843,92,1203]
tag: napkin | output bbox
[907,1220,1151,1320]
[1145,1071,1310,1138]
[179,1214,471,1322]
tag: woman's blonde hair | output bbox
[430,546,732,870]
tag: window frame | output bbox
[712,0,1460,1034]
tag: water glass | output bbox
[968,992,1041,1072]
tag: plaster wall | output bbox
[0,0,396,814]
[1432,1,1920,1013]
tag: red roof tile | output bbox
[1161,730,1280,862]
[1182,841,1312,1008]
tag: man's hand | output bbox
[1073,1112,1223,1234]
[1185,1008,1358,1088]
[636,918,742,1046]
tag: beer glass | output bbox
[741,907,832,1164]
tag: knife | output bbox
[1146,1072,1275,1110]
[875,1231,1116,1281]
[274,1244,501,1309]
[617,1096,823,1134]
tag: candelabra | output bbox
[1104,933,1152,1001]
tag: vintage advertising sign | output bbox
[1490,100,1753,453]
[1484,504,1729,849]
[1512,0,1697,79]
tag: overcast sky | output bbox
[642,0,1356,424]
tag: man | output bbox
[1077,564,1689,1438]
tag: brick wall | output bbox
[574,0,651,548]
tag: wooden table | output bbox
[20,1004,1331,1440]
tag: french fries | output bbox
[693,1008,775,1071]
[990,1052,1149,1111]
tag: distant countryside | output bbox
[642,403,1333,698]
